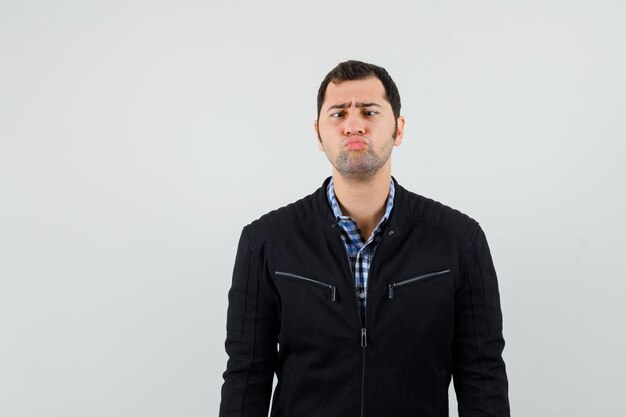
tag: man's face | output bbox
[314,76,404,182]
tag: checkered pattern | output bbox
[326,176,395,323]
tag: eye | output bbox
[363,110,378,116]
[330,111,345,118]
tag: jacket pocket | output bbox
[388,269,451,299]
[275,271,337,302]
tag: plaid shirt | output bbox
[326,176,395,323]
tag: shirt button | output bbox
[359,292,366,299]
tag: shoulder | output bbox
[240,187,322,251]
[394,182,480,245]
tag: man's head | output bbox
[316,60,402,126]
[314,60,405,182]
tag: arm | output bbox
[452,224,510,417]
[219,227,279,417]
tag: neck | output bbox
[331,161,392,238]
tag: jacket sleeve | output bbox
[219,227,279,417]
[452,224,510,417]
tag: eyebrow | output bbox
[326,102,382,112]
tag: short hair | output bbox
[316,60,401,122]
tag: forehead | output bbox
[323,76,388,107]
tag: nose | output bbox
[343,112,365,136]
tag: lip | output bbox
[344,137,367,146]
[346,141,367,150]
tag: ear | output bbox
[393,116,405,146]
[314,119,324,151]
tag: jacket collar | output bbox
[318,175,403,239]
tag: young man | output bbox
[219,60,510,417]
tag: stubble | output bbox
[321,135,395,183]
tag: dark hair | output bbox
[316,60,401,122]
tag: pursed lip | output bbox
[344,137,367,147]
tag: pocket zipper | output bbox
[388,269,450,299]
[275,271,337,302]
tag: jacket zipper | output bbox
[387,269,450,299]
[333,221,387,417]
[360,327,367,417]
[274,271,337,302]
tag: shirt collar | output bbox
[326,176,395,228]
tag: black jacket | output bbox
[219,176,510,417]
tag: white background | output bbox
[1,1,625,416]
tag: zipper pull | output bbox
[388,284,395,299]
[361,328,367,347]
